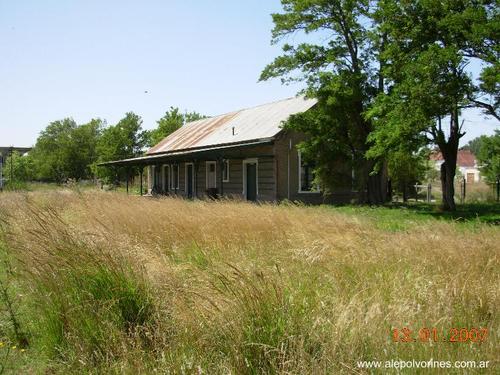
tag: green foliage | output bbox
[463,134,489,156]
[367,0,499,210]
[387,149,430,199]
[95,112,148,183]
[477,130,500,183]
[2,152,35,189]
[215,270,322,374]
[147,108,206,147]
[30,118,103,183]
[34,264,155,361]
[261,0,387,203]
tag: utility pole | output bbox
[9,146,13,186]
[0,153,3,191]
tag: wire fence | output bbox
[409,179,500,204]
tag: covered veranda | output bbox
[98,139,274,199]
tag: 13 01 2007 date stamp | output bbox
[392,327,488,343]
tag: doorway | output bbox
[163,165,170,193]
[186,163,194,198]
[153,166,161,193]
[466,172,475,184]
[243,159,258,201]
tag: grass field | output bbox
[0,190,498,374]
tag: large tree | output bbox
[2,151,35,188]
[95,112,148,183]
[368,0,499,210]
[30,118,103,182]
[260,0,389,204]
[477,130,500,184]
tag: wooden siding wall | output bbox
[148,155,276,201]
[223,160,243,199]
[146,136,356,204]
[257,157,276,201]
[274,131,354,204]
[274,132,318,204]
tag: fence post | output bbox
[459,178,463,204]
[9,147,13,186]
[460,177,466,204]
[427,183,431,203]
[140,167,143,196]
[126,168,130,195]
[463,177,466,203]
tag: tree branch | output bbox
[468,97,500,121]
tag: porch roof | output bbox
[98,138,274,167]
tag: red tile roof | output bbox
[430,149,477,167]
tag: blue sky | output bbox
[0,0,497,147]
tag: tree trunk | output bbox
[440,157,457,211]
[365,160,388,205]
[434,106,461,211]
[386,178,392,202]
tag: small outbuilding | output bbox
[430,149,482,184]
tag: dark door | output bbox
[246,163,257,201]
[154,166,161,193]
[186,164,194,198]
[164,167,169,193]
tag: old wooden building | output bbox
[103,97,355,203]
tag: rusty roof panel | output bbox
[147,96,317,155]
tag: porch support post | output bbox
[194,160,199,198]
[174,163,178,195]
[126,167,129,195]
[140,166,143,196]
[218,157,224,197]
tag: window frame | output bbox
[222,160,230,182]
[298,151,320,194]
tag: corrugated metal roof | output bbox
[147,96,317,155]
[99,139,274,166]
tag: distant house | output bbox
[102,96,356,203]
[0,146,32,190]
[430,149,481,183]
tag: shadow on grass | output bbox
[391,202,500,225]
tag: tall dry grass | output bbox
[0,190,498,374]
